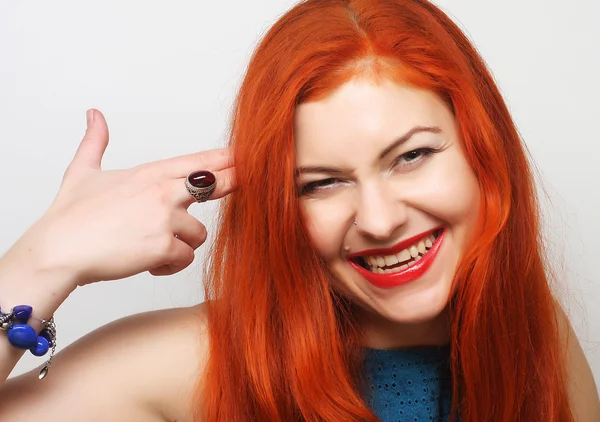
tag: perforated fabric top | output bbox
[363,345,453,422]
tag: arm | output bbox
[0,303,209,422]
[0,109,232,419]
[556,304,600,421]
[0,223,78,382]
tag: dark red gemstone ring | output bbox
[184,170,217,203]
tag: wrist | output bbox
[0,247,77,324]
[4,217,83,287]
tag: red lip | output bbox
[347,228,445,289]
[347,227,442,259]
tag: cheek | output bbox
[403,150,481,225]
[301,196,352,260]
[442,158,480,225]
[433,171,479,225]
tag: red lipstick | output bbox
[347,228,445,289]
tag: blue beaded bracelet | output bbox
[0,305,57,379]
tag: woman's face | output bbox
[294,78,480,347]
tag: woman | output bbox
[0,0,598,421]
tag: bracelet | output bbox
[0,305,57,380]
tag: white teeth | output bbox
[384,254,399,266]
[361,230,442,273]
[396,249,411,262]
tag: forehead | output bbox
[293,78,454,162]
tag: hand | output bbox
[19,109,235,288]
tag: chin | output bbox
[330,263,454,347]
[381,296,449,325]
[368,281,451,322]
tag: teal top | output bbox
[363,345,453,422]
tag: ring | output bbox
[185,170,216,203]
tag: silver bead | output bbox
[38,316,57,380]
[0,312,12,331]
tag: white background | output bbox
[1,0,598,389]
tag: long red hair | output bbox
[199,0,573,420]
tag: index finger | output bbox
[173,166,236,207]
[148,147,235,179]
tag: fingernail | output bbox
[86,109,94,128]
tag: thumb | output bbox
[70,109,110,173]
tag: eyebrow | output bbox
[378,126,442,160]
[295,166,345,175]
[295,125,442,176]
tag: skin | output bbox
[0,84,597,420]
[295,77,480,349]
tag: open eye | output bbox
[392,147,441,170]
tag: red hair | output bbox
[199,1,574,420]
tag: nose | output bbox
[354,180,408,241]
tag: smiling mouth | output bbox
[350,229,443,274]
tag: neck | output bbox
[356,306,451,350]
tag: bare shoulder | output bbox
[554,302,600,421]
[0,303,210,422]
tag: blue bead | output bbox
[39,330,54,347]
[13,305,33,323]
[30,336,50,357]
[7,324,38,349]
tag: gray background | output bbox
[1,0,598,389]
